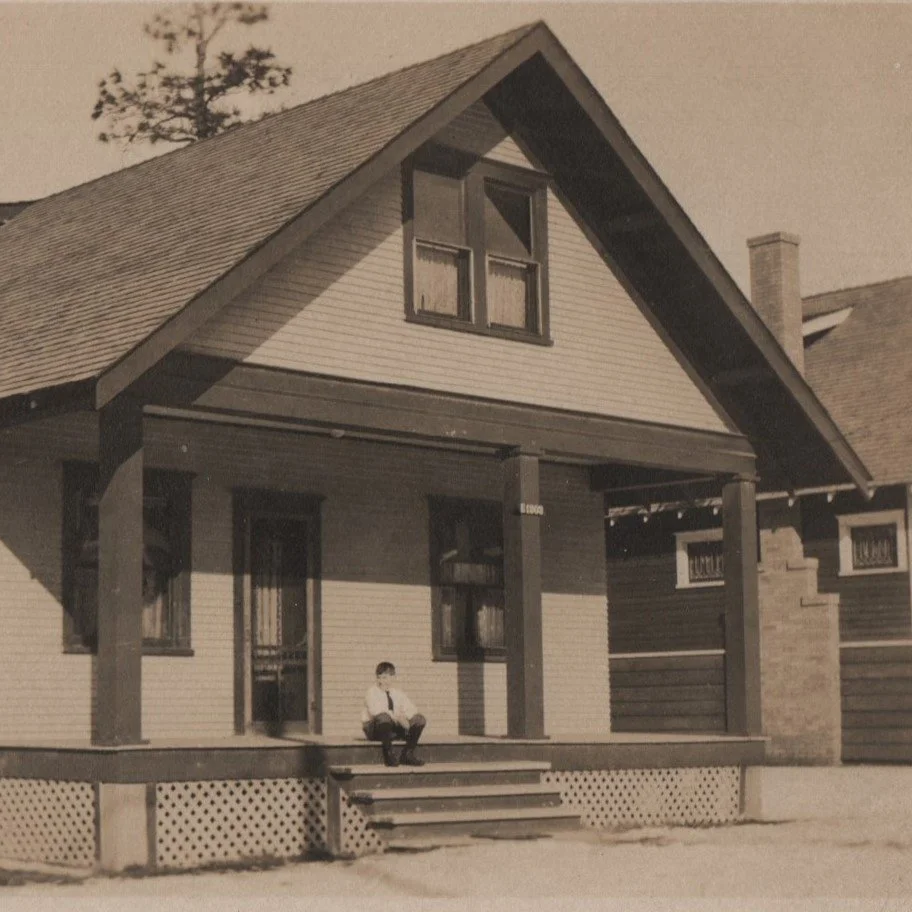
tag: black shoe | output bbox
[400,750,425,767]
[382,745,399,767]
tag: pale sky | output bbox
[1,1,911,296]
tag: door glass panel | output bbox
[251,517,309,727]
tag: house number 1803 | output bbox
[518,503,545,516]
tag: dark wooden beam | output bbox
[502,448,545,739]
[604,210,664,235]
[141,355,756,477]
[722,477,762,736]
[95,394,145,746]
[591,465,713,492]
[711,366,776,387]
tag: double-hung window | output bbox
[62,462,192,653]
[429,497,505,661]
[405,145,549,343]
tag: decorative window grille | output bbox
[850,523,898,570]
[837,509,908,577]
[674,529,724,588]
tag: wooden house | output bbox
[0,24,868,870]
[608,233,911,765]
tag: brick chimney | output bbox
[747,232,804,374]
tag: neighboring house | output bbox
[0,23,868,871]
[607,233,911,764]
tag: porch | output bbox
[0,731,764,871]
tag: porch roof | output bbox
[0,22,869,494]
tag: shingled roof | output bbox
[804,275,912,485]
[0,22,537,401]
[0,20,870,492]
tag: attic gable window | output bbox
[404,145,550,344]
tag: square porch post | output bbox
[722,475,762,736]
[94,394,145,746]
[502,447,545,739]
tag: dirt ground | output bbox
[4,767,912,911]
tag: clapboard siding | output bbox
[606,511,726,654]
[434,101,540,169]
[141,478,236,739]
[185,114,728,434]
[841,645,912,762]
[0,414,609,740]
[609,654,726,733]
[0,457,92,741]
[803,490,911,642]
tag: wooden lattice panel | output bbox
[340,790,384,857]
[155,778,326,869]
[543,767,740,828]
[0,778,96,868]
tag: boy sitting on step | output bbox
[362,661,427,767]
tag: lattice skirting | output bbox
[543,767,741,828]
[155,778,328,869]
[0,779,97,868]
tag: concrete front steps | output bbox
[329,760,580,847]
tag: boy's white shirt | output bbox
[362,685,418,724]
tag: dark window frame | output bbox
[62,461,193,656]
[428,495,506,663]
[403,143,552,346]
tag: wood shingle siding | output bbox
[841,646,912,762]
[186,158,728,433]
[609,654,726,733]
[803,490,912,642]
[0,414,609,740]
[606,511,726,654]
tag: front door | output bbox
[250,516,310,727]
[236,491,321,734]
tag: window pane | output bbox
[688,540,724,583]
[66,468,183,648]
[414,170,464,245]
[473,588,505,649]
[484,183,531,258]
[432,499,504,656]
[415,242,469,317]
[488,258,536,329]
[851,524,898,569]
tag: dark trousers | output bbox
[363,713,426,751]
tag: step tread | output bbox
[371,806,579,827]
[350,783,560,802]
[331,760,551,777]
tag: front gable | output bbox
[185,102,731,435]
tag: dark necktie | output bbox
[387,691,394,712]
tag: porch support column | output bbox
[502,447,545,739]
[722,475,762,736]
[94,394,145,746]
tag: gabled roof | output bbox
[0,23,537,402]
[804,275,912,485]
[0,21,869,493]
